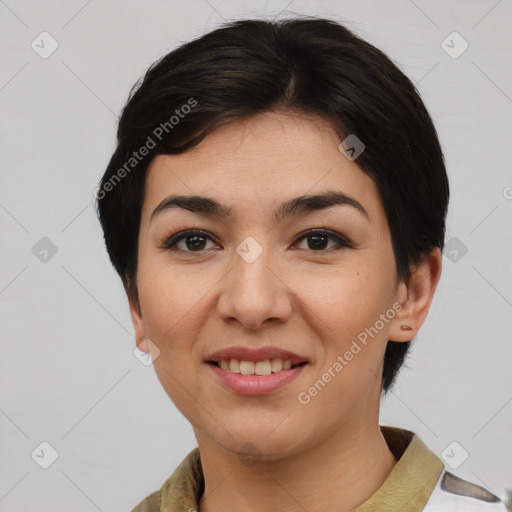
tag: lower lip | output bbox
[207,363,307,395]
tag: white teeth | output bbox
[255,360,271,375]
[216,358,298,375]
[240,361,255,375]
[229,359,240,373]
[270,359,282,372]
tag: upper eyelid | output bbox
[294,229,353,249]
[162,228,352,250]
[161,229,218,247]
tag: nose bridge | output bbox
[217,236,292,329]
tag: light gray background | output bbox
[1,0,511,510]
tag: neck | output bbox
[196,421,397,512]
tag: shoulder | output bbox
[130,489,161,512]
[129,446,202,512]
[424,469,508,511]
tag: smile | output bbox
[206,360,308,395]
[209,358,307,375]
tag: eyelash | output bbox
[158,228,354,254]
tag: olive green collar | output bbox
[352,426,443,511]
[135,425,444,512]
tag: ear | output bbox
[128,293,150,353]
[388,247,442,342]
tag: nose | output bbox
[216,245,293,330]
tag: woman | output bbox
[96,17,507,512]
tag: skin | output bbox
[129,111,442,512]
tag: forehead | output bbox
[142,112,383,224]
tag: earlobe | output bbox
[388,247,442,342]
[136,336,151,353]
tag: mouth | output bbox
[207,359,308,375]
[206,357,309,395]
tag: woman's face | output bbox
[131,111,407,458]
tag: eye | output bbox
[160,228,353,254]
[160,230,220,253]
[293,229,352,252]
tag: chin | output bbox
[213,424,308,461]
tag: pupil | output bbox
[309,235,327,250]
[187,235,206,251]
[184,235,329,251]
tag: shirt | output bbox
[130,425,508,512]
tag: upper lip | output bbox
[205,346,309,365]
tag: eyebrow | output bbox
[150,190,370,224]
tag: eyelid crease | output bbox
[158,227,219,250]
[158,227,355,252]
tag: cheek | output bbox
[295,271,391,417]
[136,261,208,417]
[298,263,389,337]
[137,256,207,340]
[293,260,395,395]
